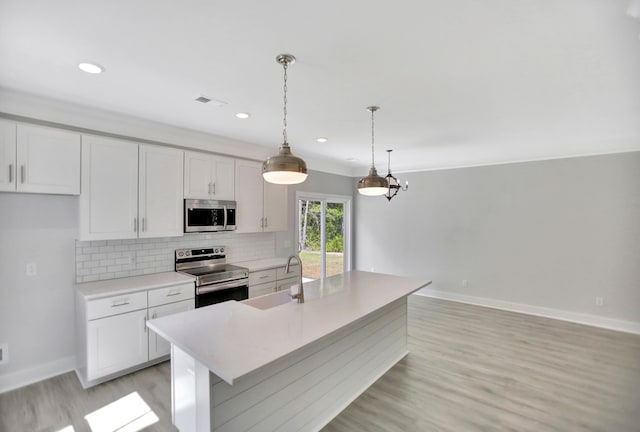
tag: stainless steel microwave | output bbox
[184,199,236,232]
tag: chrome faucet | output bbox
[286,254,304,303]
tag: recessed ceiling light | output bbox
[236,112,250,119]
[316,137,328,143]
[78,62,104,74]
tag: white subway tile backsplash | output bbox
[75,232,276,283]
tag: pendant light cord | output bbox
[282,61,288,145]
[370,108,375,169]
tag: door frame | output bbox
[295,191,352,279]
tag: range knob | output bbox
[178,251,184,257]
[220,247,224,253]
[185,251,191,257]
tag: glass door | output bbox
[297,193,351,281]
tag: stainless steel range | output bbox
[175,246,249,308]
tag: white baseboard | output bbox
[0,355,76,394]
[414,288,640,335]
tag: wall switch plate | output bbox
[26,262,37,276]
[462,279,469,288]
[0,343,8,365]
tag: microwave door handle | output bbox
[223,205,228,229]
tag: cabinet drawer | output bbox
[249,269,277,286]
[148,283,195,307]
[277,276,300,292]
[276,264,300,279]
[249,281,277,298]
[87,291,147,321]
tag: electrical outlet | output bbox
[595,297,604,307]
[462,279,468,288]
[0,343,8,365]
[26,262,37,276]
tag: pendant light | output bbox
[262,54,308,185]
[383,149,409,201]
[357,106,388,196]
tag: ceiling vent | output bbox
[195,95,228,107]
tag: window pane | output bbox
[298,200,322,280]
[325,202,344,278]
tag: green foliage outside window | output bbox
[299,201,344,253]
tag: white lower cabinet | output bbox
[248,264,301,298]
[87,309,148,381]
[148,299,193,360]
[76,276,195,388]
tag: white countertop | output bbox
[232,257,298,272]
[147,271,430,385]
[76,272,195,300]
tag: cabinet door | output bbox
[79,136,139,240]
[277,276,300,292]
[263,181,288,232]
[148,299,194,360]
[184,151,212,200]
[139,145,184,238]
[249,281,277,298]
[0,119,16,192]
[211,156,235,200]
[16,124,80,194]
[87,309,148,380]
[234,159,263,233]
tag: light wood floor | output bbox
[2,296,639,432]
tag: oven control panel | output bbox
[176,246,225,259]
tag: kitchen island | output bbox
[147,270,431,432]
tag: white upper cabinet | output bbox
[79,137,184,240]
[80,135,139,240]
[184,151,234,201]
[0,119,17,192]
[235,160,264,233]
[0,121,80,195]
[139,144,184,238]
[234,159,288,233]
[263,180,288,232]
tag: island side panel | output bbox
[172,345,212,432]
[209,297,409,432]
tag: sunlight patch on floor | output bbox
[56,426,75,432]
[84,392,159,432]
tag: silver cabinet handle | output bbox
[8,164,13,183]
[212,182,216,195]
[166,290,182,297]
[134,218,138,232]
[260,217,264,228]
[20,165,25,184]
[264,217,268,228]
[208,182,212,194]
[111,300,130,307]
[142,218,146,232]
[144,315,147,333]
[259,275,269,279]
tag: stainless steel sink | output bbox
[243,290,295,310]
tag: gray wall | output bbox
[0,194,78,382]
[354,152,640,323]
[275,170,354,258]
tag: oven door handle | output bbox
[197,278,248,294]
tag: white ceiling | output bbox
[1,0,639,175]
